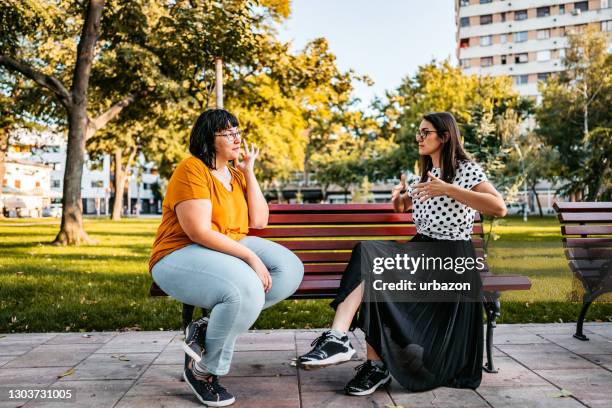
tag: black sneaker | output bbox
[183,362,236,407]
[345,360,391,396]
[297,330,356,369]
[183,316,208,363]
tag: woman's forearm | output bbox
[191,228,256,263]
[244,171,269,229]
[446,184,506,217]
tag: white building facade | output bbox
[456,0,612,98]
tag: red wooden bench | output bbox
[150,203,532,373]
[553,202,612,341]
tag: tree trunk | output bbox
[530,181,543,217]
[0,133,7,218]
[111,146,137,220]
[53,0,104,245]
[215,57,223,108]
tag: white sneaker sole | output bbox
[183,371,236,407]
[183,341,203,363]
[346,374,392,396]
[299,348,356,370]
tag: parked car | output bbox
[506,202,527,215]
[42,204,62,217]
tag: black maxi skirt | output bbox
[330,233,483,392]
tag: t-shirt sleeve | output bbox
[167,159,211,211]
[460,161,488,190]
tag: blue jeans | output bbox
[151,236,304,375]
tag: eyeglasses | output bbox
[415,129,439,142]
[215,128,242,143]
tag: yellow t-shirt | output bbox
[148,156,249,272]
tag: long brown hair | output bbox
[419,112,471,184]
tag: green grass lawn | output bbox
[0,216,610,333]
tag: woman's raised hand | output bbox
[391,174,407,202]
[236,141,260,175]
[412,171,453,202]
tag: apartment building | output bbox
[456,0,612,98]
[5,129,162,216]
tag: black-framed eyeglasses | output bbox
[415,129,438,142]
[215,128,242,143]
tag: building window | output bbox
[460,16,470,27]
[537,29,551,40]
[515,31,528,42]
[559,48,566,59]
[14,180,21,189]
[501,12,506,22]
[602,1,611,9]
[460,38,470,48]
[460,58,471,68]
[574,2,589,12]
[602,20,612,32]
[514,10,528,21]
[480,35,492,46]
[53,162,62,171]
[460,0,469,6]
[143,183,152,190]
[480,0,492,3]
[481,56,493,67]
[52,180,61,188]
[537,50,551,61]
[515,53,528,63]
[91,180,104,188]
[480,14,493,25]
[538,72,551,81]
[559,4,566,14]
[501,55,507,65]
[515,75,529,85]
[500,33,508,43]
[537,6,551,17]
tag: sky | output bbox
[277,0,457,109]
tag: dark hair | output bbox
[419,112,471,184]
[189,109,239,169]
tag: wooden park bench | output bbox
[553,202,612,341]
[150,203,532,373]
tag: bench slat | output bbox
[272,238,484,250]
[563,238,612,248]
[558,213,612,223]
[294,248,486,263]
[269,213,414,223]
[564,248,612,260]
[561,225,612,236]
[553,202,612,212]
[251,225,484,238]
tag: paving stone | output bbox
[534,367,612,408]
[300,389,393,407]
[295,329,326,340]
[223,375,299,407]
[115,395,199,408]
[152,347,185,366]
[0,342,38,357]
[0,334,57,343]
[497,343,597,370]
[298,360,366,393]
[234,331,295,351]
[0,356,16,367]
[94,331,175,354]
[493,332,551,345]
[57,353,158,381]
[226,350,296,377]
[23,379,134,408]
[479,357,549,388]
[4,344,101,368]
[122,365,190,397]
[581,354,612,369]
[477,385,586,408]
[541,333,612,354]
[44,332,117,345]
[0,366,74,387]
[388,382,489,408]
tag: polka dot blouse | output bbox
[407,160,488,241]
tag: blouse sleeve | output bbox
[460,161,488,190]
[167,159,211,211]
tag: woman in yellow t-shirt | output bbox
[149,109,304,406]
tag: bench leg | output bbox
[574,298,592,341]
[483,294,500,373]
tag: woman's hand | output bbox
[412,171,455,203]
[391,174,407,202]
[247,254,272,293]
[236,141,260,175]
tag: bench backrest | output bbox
[553,202,612,280]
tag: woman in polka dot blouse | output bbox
[297,112,508,395]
